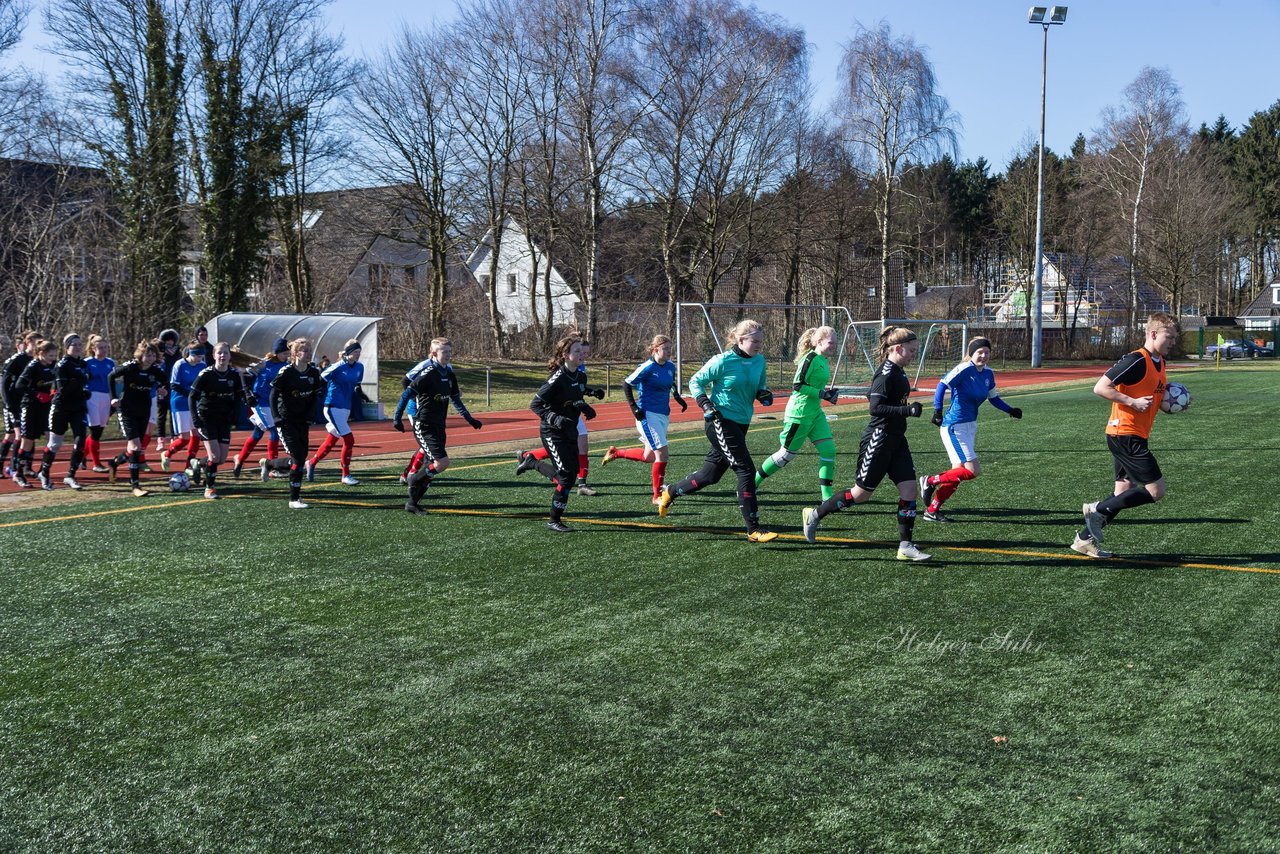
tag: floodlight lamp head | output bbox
[1050,6,1068,24]
[1028,6,1048,23]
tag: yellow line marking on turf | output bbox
[0,494,246,529]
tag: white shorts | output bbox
[324,406,352,437]
[577,414,588,436]
[636,412,670,451]
[941,421,979,467]
[87,391,112,427]
[250,405,276,431]
[170,408,193,435]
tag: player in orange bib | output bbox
[1071,312,1181,558]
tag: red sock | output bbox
[187,434,200,457]
[139,432,150,463]
[406,450,424,475]
[339,433,355,474]
[166,436,187,456]
[267,439,279,460]
[932,465,976,487]
[529,447,549,461]
[312,433,338,463]
[577,454,589,482]
[86,436,100,466]
[238,435,259,463]
[931,482,960,512]
[617,447,648,462]
[652,461,667,497]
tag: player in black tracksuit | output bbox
[2,331,38,478]
[529,336,595,532]
[108,341,169,495]
[392,338,482,514]
[154,329,181,441]
[266,338,327,508]
[41,334,91,490]
[12,340,58,488]
[801,326,932,562]
[189,341,247,499]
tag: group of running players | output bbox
[3,311,1181,559]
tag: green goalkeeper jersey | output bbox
[783,351,830,423]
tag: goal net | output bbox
[831,319,969,397]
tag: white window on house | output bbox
[1272,286,1279,305]
[507,273,518,295]
[300,209,322,229]
[181,265,198,296]
[868,286,876,297]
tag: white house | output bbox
[466,216,579,334]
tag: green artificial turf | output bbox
[1,365,1277,851]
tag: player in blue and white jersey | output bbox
[83,334,115,472]
[917,337,1023,522]
[600,334,687,503]
[306,339,364,485]
[231,337,289,477]
[161,343,206,472]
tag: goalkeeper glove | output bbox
[931,408,944,426]
[701,401,721,422]
[579,403,597,420]
[907,401,923,418]
[820,387,840,404]
[588,387,605,400]
[755,388,774,406]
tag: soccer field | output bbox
[2,365,1277,850]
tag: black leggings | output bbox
[278,422,311,501]
[671,418,761,533]
[539,426,578,523]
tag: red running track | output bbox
[0,363,1119,495]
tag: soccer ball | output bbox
[1160,381,1191,414]
[168,471,191,492]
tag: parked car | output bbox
[1205,338,1274,359]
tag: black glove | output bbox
[907,401,923,418]
[553,414,574,431]
[466,415,483,429]
[931,408,944,426]
[820,387,839,404]
[701,401,721,421]
[392,418,405,433]
[756,388,774,406]
[630,404,644,421]
[588,387,605,400]
[676,397,688,412]
[580,403,597,420]
[1008,407,1023,419]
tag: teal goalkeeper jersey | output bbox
[784,351,831,423]
[688,347,767,424]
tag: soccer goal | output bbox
[830,319,969,397]
[674,302,856,388]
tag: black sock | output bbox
[69,446,84,474]
[816,489,854,520]
[1097,487,1155,521]
[128,450,141,486]
[207,463,218,488]
[897,500,917,543]
[40,448,55,475]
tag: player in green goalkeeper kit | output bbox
[754,326,841,500]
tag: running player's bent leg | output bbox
[756,421,806,487]
[541,431,577,524]
[670,419,733,497]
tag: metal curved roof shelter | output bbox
[204,312,384,402]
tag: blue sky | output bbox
[9,0,1279,170]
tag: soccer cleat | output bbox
[1071,533,1112,559]
[514,451,538,476]
[918,474,935,507]
[131,486,150,498]
[63,476,83,490]
[801,507,820,543]
[13,473,30,489]
[288,499,309,510]
[1082,503,1107,544]
[748,529,778,544]
[896,542,932,562]
[107,459,119,484]
[340,474,359,486]
[656,486,675,518]
[601,446,619,467]
[37,472,53,490]
[159,451,171,472]
[305,460,315,482]
[398,473,408,486]
[404,501,425,515]
[204,487,220,500]
[92,463,110,473]
[922,509,953,523]
[141,462,152,473]
[576,483,598,496]
[547,520,573,533]
[260,459,270,482]
[231,456,243,478]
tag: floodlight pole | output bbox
[1029,7,1065,368]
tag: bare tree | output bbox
[350,25,463,339]
[1091,66,1188,337]
[0,0,26,55]
[836,21,957,323]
